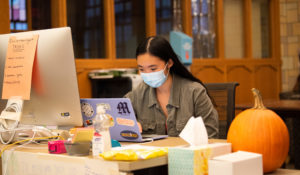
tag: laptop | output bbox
[80,98,168,142]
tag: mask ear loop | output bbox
[164,63,170,77]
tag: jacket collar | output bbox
[147,74,180,108]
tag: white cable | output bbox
[2,130,37,175]
[0,120,19,144]
[0,100,22,144]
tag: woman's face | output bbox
[137,53,172,74]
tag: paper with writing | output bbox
[2,35,39,100]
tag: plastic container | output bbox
[93,104,113,152]
[64,141,91,156]
[92,132,103,157]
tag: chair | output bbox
[204,82,239,139]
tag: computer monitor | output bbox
[0,27,83,127]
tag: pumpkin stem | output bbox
[251,88,266,109]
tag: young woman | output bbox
[125,36,219,138]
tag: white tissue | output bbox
[179,116,208,146]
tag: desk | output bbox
[1,137,300,175]
[236,100,300,169]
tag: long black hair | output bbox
[136,36,215,104]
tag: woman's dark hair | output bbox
[136,36,215,105]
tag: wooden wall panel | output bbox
[254,65,279,100]
[192,66,225,83]
[145,0,156,37]
[0,0,10,34]
[51,0,67,27]
[76,70,92,98]
[227,65,253,104]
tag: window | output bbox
[192,0,216,58]
[9,0,51,32]
[10,0,28,31]
[31,0,51,30]
[224,0,245,58]
[156,0,173,39]
[67,0,105,58]
[115,0,145,58]
[252,0,270,58]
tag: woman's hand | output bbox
[137,122,142,133]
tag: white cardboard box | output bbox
[209,151,263,175]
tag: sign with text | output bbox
[1,35,39,100]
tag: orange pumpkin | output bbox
[227,88,289,173]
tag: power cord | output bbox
[0,101,23,144]
[0,96,26,144]
[0,135,64,158]
[2,135,64,175]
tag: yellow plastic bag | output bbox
[100,147,168,161]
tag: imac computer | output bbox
[0,27,83,127]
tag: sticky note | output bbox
[2,35,39,100]
[72,128,94,143]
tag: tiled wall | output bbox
[280,0,300,92]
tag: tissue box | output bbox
[209,151,263,175]
[168,143,231,175]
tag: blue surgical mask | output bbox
[140,63,169,88]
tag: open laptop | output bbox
[80,98,168,142]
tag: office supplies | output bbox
[80,98,168,142]
[71,128,94,143]
[48,140,66,154]
[64,141,91,156]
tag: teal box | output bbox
[168,147,211,175]
[170,31,193,65]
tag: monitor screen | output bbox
[0,27,83,127]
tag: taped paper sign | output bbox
[2,34,39,100]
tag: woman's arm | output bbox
[194,87,219,138]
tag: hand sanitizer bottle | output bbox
[93,103,114,153]
[92,132,102,157]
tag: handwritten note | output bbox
[1,35,39,100]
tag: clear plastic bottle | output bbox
[92,132,103,157]
[93,103,113,153]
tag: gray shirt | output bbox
[125,74,219,138]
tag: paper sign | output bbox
[1,35,39,100]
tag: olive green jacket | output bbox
[125,74,219,138]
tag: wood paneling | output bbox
[227,65,253,104]
[145,0,156,37]
[27,0,32,30]
[216,0,224,58]
[0,0,10,34]
[244,0,253,59]
[182,0,192,36]
[77,70,92,98]
[254,65,279,100]
[104,0,116,58]
[191,58,281,104]
[51,0,67,27]
[193,65,225,83]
